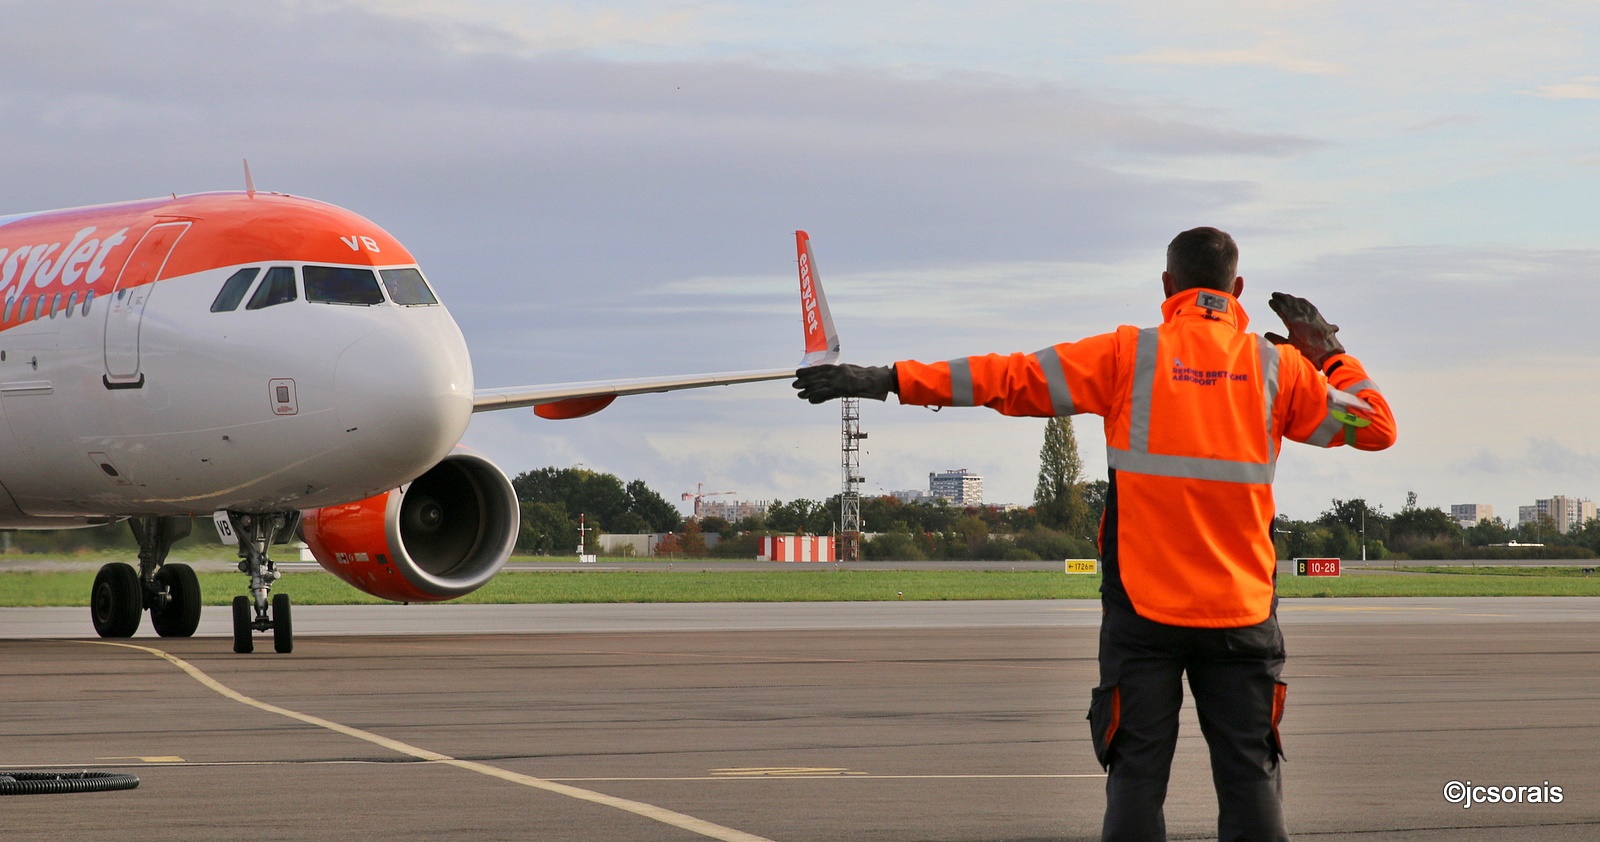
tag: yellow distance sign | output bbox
[1065,559,1098,574]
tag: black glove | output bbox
[1265,292,1345,369]
[793,364,896,404]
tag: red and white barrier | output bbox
[758,535,836,562]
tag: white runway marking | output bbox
[80,640,776,842]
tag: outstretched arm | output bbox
[885,332,1121,417]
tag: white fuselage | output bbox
[0,193,474,524]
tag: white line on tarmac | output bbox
[77,640,776,842]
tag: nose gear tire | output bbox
[232,595,254,654]
[272,593,293,654]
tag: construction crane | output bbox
[681,483,737,520]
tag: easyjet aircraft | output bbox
[0,181,839,653]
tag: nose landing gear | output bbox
[224,511,300,654]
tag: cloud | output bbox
[1523,75,1600,100]
[25,0,1597,519]
[1273,245,1600,368]
[1115,47,1344,76]
[1456,437,1600,483]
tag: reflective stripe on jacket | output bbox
[894,288,1397,627]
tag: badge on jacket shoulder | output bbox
[1196,291,1230,312]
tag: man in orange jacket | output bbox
[794,227,1396,841]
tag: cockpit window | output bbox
[211,267,260,312]
[304,265,385,306]
[379,268,439,306]
[246,266,298,310]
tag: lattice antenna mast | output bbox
[840,397,865,562]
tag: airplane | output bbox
[0,174,840,653]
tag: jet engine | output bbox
[302,449,518,602]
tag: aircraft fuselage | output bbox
[0,191,473,525]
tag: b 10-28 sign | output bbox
[1294,557,1341,577]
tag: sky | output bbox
[4,0,1598,522]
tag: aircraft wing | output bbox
[472,230,840,419]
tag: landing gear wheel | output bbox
[90,563,143,638]
[272,593,293,654]
[232,595,254,654]
[151,563,202,638]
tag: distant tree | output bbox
[712,531,762,558]
[1388,494,1462,553]
[732,512,769,532]
[1082,479,1109,535]
[952,514,989,553]
[1014,525,1097,561]
[1034,417,1087,533]
[1463,516,1516,547]
[626,479,682,532]
[518,501,574,554]
[1568,517,1600,553]
[1319,498,1390,547]
[860,495,911,535]
[699,516,734,539]
[678,519,709,557]
[766,498,833,534]
[511,467,680,534]
[608,511,651,535]
[1516,514,1561,546]
[862,529,925,560]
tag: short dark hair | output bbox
[1166,227,1238,292]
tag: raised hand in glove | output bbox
[1265,292,1345,369]
[793,364,897,404]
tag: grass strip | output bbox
[5,568,1600,607]
[1392,565,1600,578]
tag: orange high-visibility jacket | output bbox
[895,288,1397,627]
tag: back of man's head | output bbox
[1166,227,1239,292]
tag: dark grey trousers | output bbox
[1088,604,1289,842]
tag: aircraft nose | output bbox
[333,325,473,483]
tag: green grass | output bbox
[6,567,1600,607]
[1276,571,1600,597]
[0,569,1102,607]
[1393,565,1600,578]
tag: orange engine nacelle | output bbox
[302,450,518,602]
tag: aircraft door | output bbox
[103,221,189,388]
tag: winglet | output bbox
[795,230,841,367]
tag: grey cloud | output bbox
[1269,245,1600,367]
[1,0,1331,503]
[5,2,1304,274]
[1456,437,1600,481]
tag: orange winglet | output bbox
[533,395,618,420]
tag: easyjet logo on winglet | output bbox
[0,226,130,294]
[798,252,820,338]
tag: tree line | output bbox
[6,422,1594,562]
[1275,493,1600,561]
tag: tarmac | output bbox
[2,598,1598,841]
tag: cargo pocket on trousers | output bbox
[1269,680,1288,760]
[1087,683,1121,769]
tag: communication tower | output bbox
[840,397,865,561]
